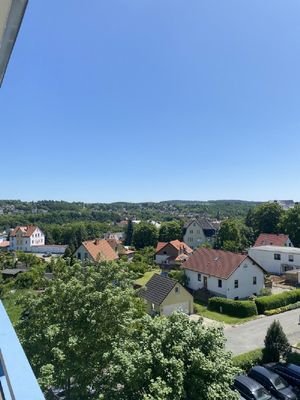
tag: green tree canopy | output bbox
[132,223,159,249]
[17,262,143,399]
[158,221,182,242]
[100,313,239,400]
[279,204,300,247]
[124,219,134,246]
[247,202,283,235]
[263,320,291,363]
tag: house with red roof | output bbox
[155,240,193,266]
[74,239,119,263]
[254,233,293,248]
[181,248,265,299]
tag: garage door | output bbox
[162,302,189,316]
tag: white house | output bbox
[181,248,265,299]
[183,218,218,249]
[248,245,300,275]
[9,225,45,252]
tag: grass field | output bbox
[194,302,258,325]
[134,269,161,286]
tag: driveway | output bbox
[224,308,300,355]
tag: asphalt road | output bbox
[224,308,300,355]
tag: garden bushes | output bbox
[255,289,300,314]
[208,297,258,318]
[232,349,263,372]
[264,301,300,316]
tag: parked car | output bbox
[234,375,276,400]
[268,364,300,389]
[249,366,298,399]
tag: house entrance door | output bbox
[203,276,208,289]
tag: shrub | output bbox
[264,301,300,316]
[255,289,300,314]
[287,352,300,364]
[258,287,272,297]
[208,297,258,318]
[263,320,291,362]
[232,349,263,372]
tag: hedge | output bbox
[232,349,263,372]
[208,297,258,318]
[264,301,300,316]
[255,289,300,314]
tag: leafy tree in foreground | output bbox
[100,314,239,400]
[132,222,158,249]
[17,262,144,399]
[263,320,291,362]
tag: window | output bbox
[274,253,281,260]
[175,287,180,294]
[234,296,239,300]
[193,223,196,227]
[289,255,294,262]
[77,252,81,259]
[253,276,257,285]
[189,237,193,242]
[190,230,193,234]
[198,273,201,281]
[218,279,222,288]
[163,251,167,254]
[234,280,238,288]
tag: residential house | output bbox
[155,240,193,266]
[138,273,193,316]
[106,238,135,261]
[75,239,119,262]
[104,232,125,242]
[182,248,265,299]
[254,233,293,248]
[248,245,300,275]
[9,225,45,252]
[183,218,218,249]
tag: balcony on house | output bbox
[0,301,44,400]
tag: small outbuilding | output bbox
[138,273,193,316]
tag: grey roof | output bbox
[185,218,216,231]
[1,268,26,276]
[138,274,177,306]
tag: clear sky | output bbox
[1,0,300,203]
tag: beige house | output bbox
[75,239,118,263]
[138,274,193,316]
[183,218,218,249]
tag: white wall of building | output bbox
[184,258,264,299]
[10,227,45,252]
[249,246,300,275]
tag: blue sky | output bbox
[1,0,300,202]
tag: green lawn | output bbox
[135,270,160,286]
[194,302,258,325]
[1,289,33,325]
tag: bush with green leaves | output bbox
[232,349,263,372]
[255,289,300,314]
[208,297,258,318]
[264,301,300,316]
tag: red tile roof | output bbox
[82,239,119,262]
[181,248,248,279]
[10,225,40,237]
[156,240,193,254]
[0,241,10,248]
[254,233,290,247]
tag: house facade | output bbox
[254,233,293,248]
[182,248,265,299]
[75,239,119,263]
[9,225,45,252]
[183,218,217,249]
[155,240,193,266]
[138,273,193,316]
[248,245,300,275]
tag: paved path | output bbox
[224,308,300,355]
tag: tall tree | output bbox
[132,222,158,249]
[215,219,241,252]
[263,320,291,362]
[158,221,182,242]
[124,219,134,246]
[279,204,300,247]
[100,313,239,400]
[17,262,143,399]
[249,203,283,235]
